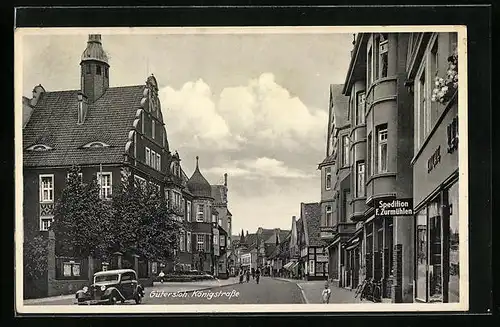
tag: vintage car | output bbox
[75,269,145,305]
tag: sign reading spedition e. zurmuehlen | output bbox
[375,198,413,217]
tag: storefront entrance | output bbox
[414,178,459,303]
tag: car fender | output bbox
[75,290,89,298]
[103,287,126,301]
[134,284,145,297]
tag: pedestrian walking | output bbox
[246,270,250,283]
[321,281,332,304]
[239,269,244,284]
[251,267,255,280]
[158,270,165,284]
[255,267,261,284]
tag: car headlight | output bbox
[82,286,88,293]
[100,285,106,291]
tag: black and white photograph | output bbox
[15,25,468,313]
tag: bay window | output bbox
[367,133,372,176]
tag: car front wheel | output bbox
[135,294,142,304]
[109,294,118,305]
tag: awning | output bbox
[283,261,295,270]
[290,262,299,271]
[346,237,361,251]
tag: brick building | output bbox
[22,34,230,297]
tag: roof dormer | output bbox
[26,144,53,151]
[82,141,110,148]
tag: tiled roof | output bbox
[23,85,145,167]
[187,157,213,198]
[264,243,277,257]
[211,185,225,204]
[331,85,350,129]
[318,154,335,168]
[302,202,325,247]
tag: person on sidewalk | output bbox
[158,270,165,284]
[239,269,244,284]
[246,269,250,283]
[255,267,261,284]
[321,281,332,304]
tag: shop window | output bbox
[448,181,460,302]
[63,261,81,277]
[428,199,443,302]
[415,208,428,301]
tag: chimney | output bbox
[224,173,228,187]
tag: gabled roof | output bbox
[331,86,350,130]
[23,85,146,167]
[301,202,325,247]
[318,154,335,169]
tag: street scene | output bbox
[18,27,464,309]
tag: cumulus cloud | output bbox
[159,73,328,152]
[205,157,315,180]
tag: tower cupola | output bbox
[80,34,110,103]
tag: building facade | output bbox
[318,32,460,304]
[407,32,459,303]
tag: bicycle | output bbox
[371,280,382,303]
[354,279,368,298]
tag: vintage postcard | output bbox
[15,25,468,313]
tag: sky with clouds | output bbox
[20,30,353,235]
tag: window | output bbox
[356,162,366,197]
[326,205,333,226]
[367,47,373,86]
[186,200,192,222]
[180,231,186,252]
[186,232,192,252]
[376,127,388,173]
[309,260,315,274]
[40,218,53,232]
[145,147,151,166]
[40,174,54,203]
[367,133,372,176]
[342,135,350,166]
[104,66,109,78]
[197,204,205,222]
[86,65,91,74]
[213,234,219,246]
[152,120,155,139]
[97,172,112,199]
[379,34,389,78]
[156,153,161,171]
[197,234,205,252]
[151,150,156,169]
[66,172,83,183]
[220,235,225,247]
[448,182,460,303]
[134,175,146,189]
[78,102,84,124]
[374,35,380,80]
[343,191,352,222]
[325,167,332,190]
[63,261,81,277]
[430,37,440,123]
[356,91,366,125]
[96,65,102,75]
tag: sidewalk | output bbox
[24,277,240,304]
[274,278,389,304]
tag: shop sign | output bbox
[427,146,441,173]
[375,198,413,217]
[316,255,328,262]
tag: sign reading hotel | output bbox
[375,198,413,217]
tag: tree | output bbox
[51,166,112,258]
[110,172,182,264]
[23,235,48,282]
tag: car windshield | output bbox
[94,274,119,283]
